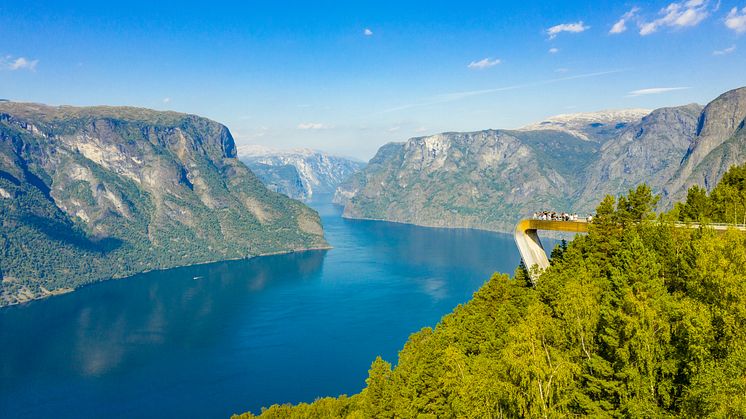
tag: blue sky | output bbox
[1,0,745,159]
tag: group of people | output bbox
[532,211,592,222]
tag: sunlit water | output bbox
[0,202,529,418]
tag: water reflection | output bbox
[0,251,326,382]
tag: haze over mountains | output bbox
[0,104,327,306]
[336,86,746,233]
[237,145,365,201]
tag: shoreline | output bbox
[341,213,517,236]
[340,214,579,240]
[0,244,333,309]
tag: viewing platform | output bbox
[514,218,746,283]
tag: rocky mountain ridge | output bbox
[238,145,365,201]
[337,87,746,233]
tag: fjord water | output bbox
[0,202,524,418]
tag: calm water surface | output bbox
[0,202,525,418]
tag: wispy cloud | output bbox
[546,21,590,39]
[162,97,171,103]
[548,48,559,54]
[467,57,501,69]
[2,56,38,71]
[639,0,709,35]
[297,122,329,130]
[725,6,746,33]
[377,69,628,114]
[627,87,691,97]
[363,28,373,36]
[610,7,640,34]
[713,45,736,55]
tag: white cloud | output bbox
[387,126,400,132]
[415,126,427,133]
[725,6,746,33]
[713,45,737,55]
[2,56,38,71]
[546,22,590,39]
[467,57,501,69]
[555,68,570,73]
[610,7,640,34]
[627,87,691,97]
[297,122,329,130]
[639,0,709,36]
[548,48,559,54]
[162,97,171,103]
[363,28,373,36]
[376,69,627,114]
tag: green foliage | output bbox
[240,165,746,418]
[677,163,746,224]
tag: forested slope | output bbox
[235,163,746,418]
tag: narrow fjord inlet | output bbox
[0,202,523,418]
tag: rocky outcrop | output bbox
[238,145,365,201]
[0,103,328,306]
[338,87,746,233]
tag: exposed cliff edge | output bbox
[337,87,746,233]
[0,103,328,306]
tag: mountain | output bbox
[519,108,652,142]
[574,104,703,211]
[237,145,365,201]
[337,87,746,233]
[0,103,328,306]
[336,130,598,232]
[665,88,746,201]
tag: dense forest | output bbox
[234,163,746,418]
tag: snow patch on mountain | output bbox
[519,109,652,141]
[237,145,365,201]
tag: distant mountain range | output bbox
[0,104,328,306]
[237,145,365,201]
[336,86,746,233]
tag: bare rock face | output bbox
[237,145,365,201]
[0,103,327,306]
[338,87,746,233]
[338,129,598,233]
[575,104,703,212]
[666,88,746,200]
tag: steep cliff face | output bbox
[575,104,703,211]
[0,103,327,306]
[338,87,746,233]
[338,130,597,232]
[666,88,746,201]
[238,145,365,201]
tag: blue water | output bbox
[0,203,525,418]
